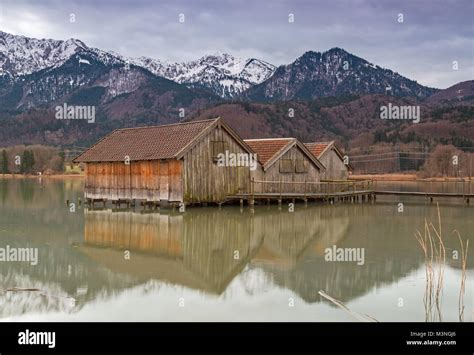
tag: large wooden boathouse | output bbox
[73,118,258,205]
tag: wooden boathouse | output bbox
[73,118,258,206]
[244,138,326,193]
[304,141,350,180]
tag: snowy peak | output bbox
[129,53,276,98]
[0,31,89,76]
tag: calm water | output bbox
[0,178,472,322]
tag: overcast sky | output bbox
[0,0,472,88]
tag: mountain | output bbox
[0,31,122,78]
[426,80,474,106]
[1,31,439,105]
[243,48,438,101]
[0,31,276,99]
[130,53,276,98]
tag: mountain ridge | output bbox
[244,47,438,101]
[1,31,440,101]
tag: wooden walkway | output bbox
[374,190,473,198]
[229,190,473,205]
[228,179,473,205]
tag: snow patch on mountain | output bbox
[129,53,276,98]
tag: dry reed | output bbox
[414,203,469,322]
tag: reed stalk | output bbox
[452,230,469,322]
[415,203,468,322]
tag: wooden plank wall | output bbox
[84,160,183,202]
[182,125,253,203]
[251,146,320,193]
[320,149,349,180]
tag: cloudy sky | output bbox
[0,0,472,88]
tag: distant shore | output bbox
[0,173,85,179]
[350,173,473,182]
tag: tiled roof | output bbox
[304,142,333,158]
[74,119,218,162]
[244,138,295,166]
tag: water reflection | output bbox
[0,178,472,321]
[81,209,265,294]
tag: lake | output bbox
[0,178,472,322]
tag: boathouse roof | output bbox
[305,141,347,160]
[244,138,325,172]
[304,141,334,158]
[305,141,353,170]
[74,117,252,163]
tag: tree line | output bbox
[0,145,65,174]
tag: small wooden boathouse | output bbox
[244,138,325,193]
[304,141,351,180]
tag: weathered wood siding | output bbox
[84,159,183,202]
[182,125,253,203]
[319,149,349,180]
[251,145,320,193]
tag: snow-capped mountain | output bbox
[0,31,276,98]
[129,53,276,98]
[0,31,123,78]
[0,31,84,77]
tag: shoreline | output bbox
[0,173,85,179]
[350,173,473,182]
